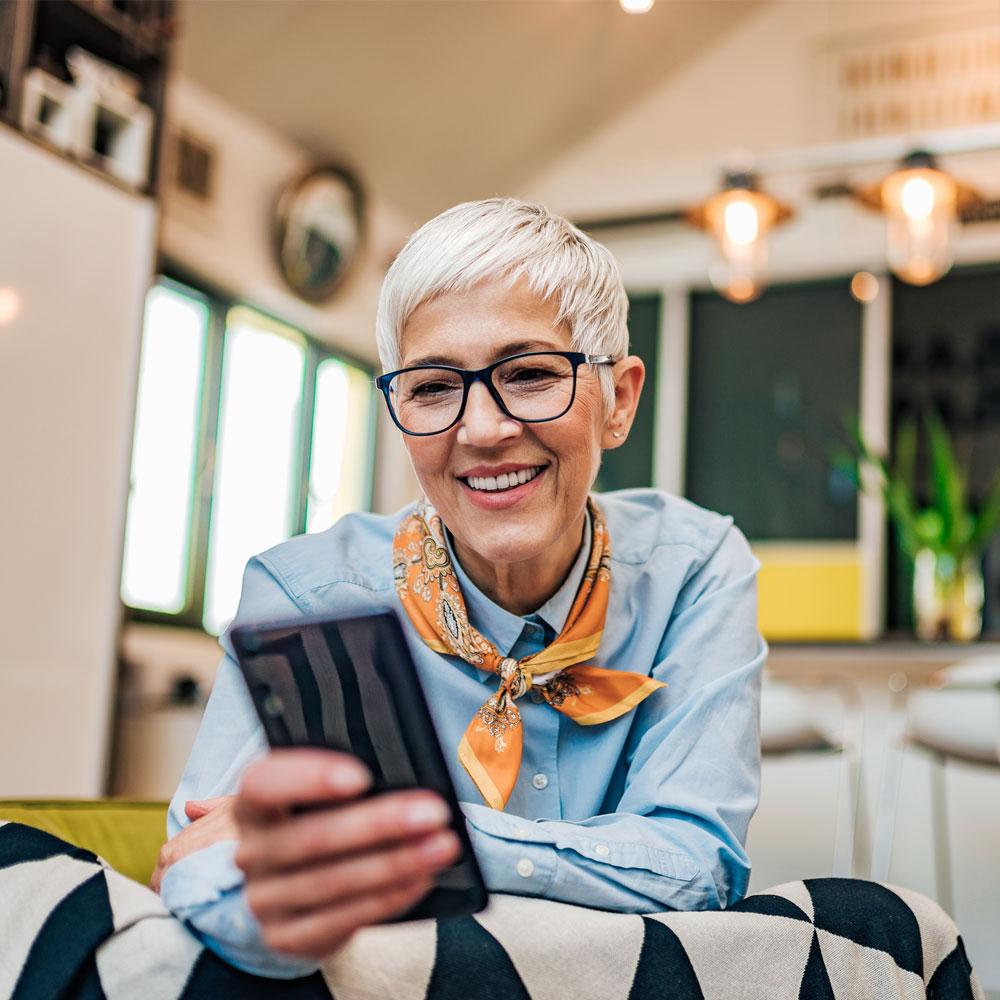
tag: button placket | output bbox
[522,694,560,816]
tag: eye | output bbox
[410,378,459,398]
[501,361,566,389]
[509,367,552,382]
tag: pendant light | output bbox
[686,171,792,303]
[858,150,980,286]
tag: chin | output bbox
[451,508,553,562]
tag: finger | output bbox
[149,864,164,894]
[236,749,372,826]
[235,789,452,876]
[246,829,460,919]
[259,874,435,960]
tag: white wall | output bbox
[0,127,156,796]
[161,76,420,518]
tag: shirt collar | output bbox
[442,506,592,663]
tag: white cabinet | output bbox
[0,127,156,796]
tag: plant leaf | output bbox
[885,473,922,558]
[970,468,1000,551]
[894,419,917,497]
[925,410,966,551]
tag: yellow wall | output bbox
[753,543,866,641]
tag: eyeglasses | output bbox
[375,351,616,436]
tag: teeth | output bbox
[465,466,543,493]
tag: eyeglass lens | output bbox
[390,353,577,434]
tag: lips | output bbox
[456,463,549,510]
[463,465,545,493]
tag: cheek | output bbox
[404,437,451,482]
[547,393,604,479]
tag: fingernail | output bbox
[326,766,370,792]
[419,830,459,863]
[405,798,450,830]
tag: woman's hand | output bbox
[234,748,461,962]
[150,795,239,893]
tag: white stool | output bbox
[760,674,868,877]
[870,654,1000,914]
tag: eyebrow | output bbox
[403,339,561,368]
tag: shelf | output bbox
[767,637,1000,682]
[0,116,154,200]
[0,0,172,196]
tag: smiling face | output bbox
[398,276,612,590]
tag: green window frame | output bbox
[121,273,376,634]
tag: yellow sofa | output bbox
[0,800,169,886]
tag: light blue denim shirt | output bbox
[161,488,766,979]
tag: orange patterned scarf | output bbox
[392,496,665,810]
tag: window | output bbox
[886,263,1000,634]
[686,278,861,539]
[121,277,376,634]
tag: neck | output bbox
[452,508,588,617]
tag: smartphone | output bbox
[229,611,488,922]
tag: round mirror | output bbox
[274,166,364,302]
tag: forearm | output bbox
[160,842,322,980]
[461,803,746,913]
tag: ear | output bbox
[600,356,645,450]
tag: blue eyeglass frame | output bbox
[375,350,616,437]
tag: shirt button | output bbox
[595,843,611,857]
[531,773,548,790]
[516,858,535,878]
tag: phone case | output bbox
[230,611,489,922]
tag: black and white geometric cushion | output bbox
[325,876,983,1000]
[0,821,984,1000]
[0,822,329,998]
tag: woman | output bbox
[157,198,766,979]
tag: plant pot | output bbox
[912,548,985,642]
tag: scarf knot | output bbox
[498,657,530,704]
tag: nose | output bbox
[456,381,521,447]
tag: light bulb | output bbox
[881,165,958,286]
[688,173,790,304]
[705,189,777,303]
[620,0,654,12]
[899,177,936,221]
[723,199,759,246]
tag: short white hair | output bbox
[375,197,629,413]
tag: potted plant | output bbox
[842,411,1000,641]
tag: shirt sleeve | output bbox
[159,556,323,980]
[459,522,766,914]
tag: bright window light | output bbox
[203,308,305,635]
[121,283,208,613]
[306,359,374,534]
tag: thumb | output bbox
[185,796,228,819]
